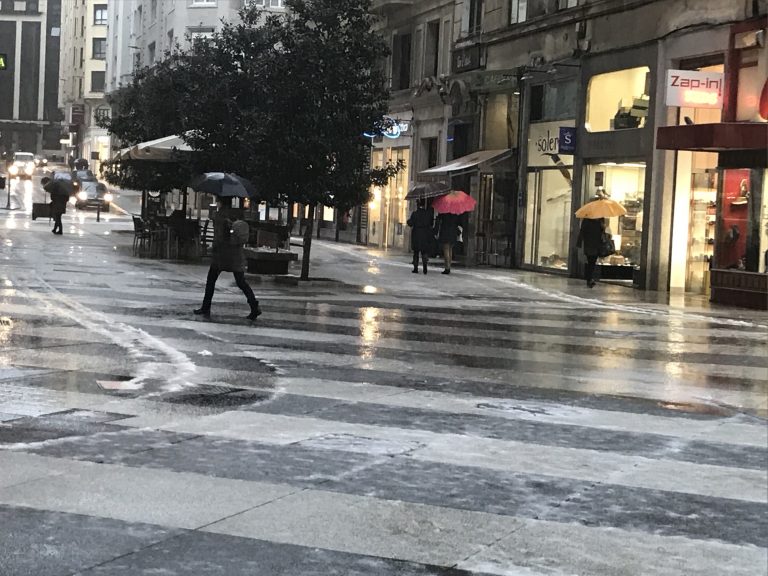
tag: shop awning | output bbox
[421,149,511,174]
[656,123,768,152]
[116,134,193,162]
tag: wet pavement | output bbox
[1,180,767,575]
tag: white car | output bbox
[8,152,35,179]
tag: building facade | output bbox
[59,0,109,169]
[0,0,63,157]
[378,0,767,305]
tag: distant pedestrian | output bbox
[577,217,606,288]
[194,196,261,321]
[41,176,70,235]
[434,211,462,275]
[407,199,434,275]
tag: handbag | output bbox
[598,232,616,258]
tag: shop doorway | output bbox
[523,168,573,270]
[369,147,410,250]
[669,63,723,293]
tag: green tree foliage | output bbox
[101,0,400,279]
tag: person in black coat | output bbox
[194,196,261,321]
[41,176,71,235]
[407,199,434,274]
[576,217,606,288]
[434,212,462,275]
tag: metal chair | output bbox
[132,215,151,256]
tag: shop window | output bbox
[391,33,412,91]
[148,42,156,64]
[715,169,767,273]
[583,163,646,273]
[585,67,651,132]
[525,169,573,269]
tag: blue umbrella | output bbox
[189,172,257,199]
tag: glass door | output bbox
[524,169,572,270]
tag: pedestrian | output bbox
[194,196,262,321]
[434,211,462,275]
[577,217,606,288]
[41,176,70,235]
[407,199,434,274]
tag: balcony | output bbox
[370,0,413,15]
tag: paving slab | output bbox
[204,489,522,567]
[457,518,768,576]
[0,504,183,576]
[0,454,297,529]
[78,530,487,576]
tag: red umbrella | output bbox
[432,190,476,215]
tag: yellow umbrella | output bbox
[575,198,627,219]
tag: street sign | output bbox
[0,53,7,70]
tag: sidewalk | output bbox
[299,240,768,327]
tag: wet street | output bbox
[1,177,767,575]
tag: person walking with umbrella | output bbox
[432,190,476,275]
[407,198,434,274]
[575,195,625,288]
[41,175,72,235]
[190,173,262,321]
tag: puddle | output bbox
[656,401,732,416]
[158,386,271,408]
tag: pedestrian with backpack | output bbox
[194,196,262,321]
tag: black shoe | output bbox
[193,307,211,318]
[587,279,596,288]
[441,269,450,275]
[412,268,418,273]
[423,268,428,275]
[247,305,263,321]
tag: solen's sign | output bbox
[665,69,724,109]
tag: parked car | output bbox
[8,152,35,179]
[73,170,112,209]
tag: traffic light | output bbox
[0,53,7,70]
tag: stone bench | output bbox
[243,247,298,275]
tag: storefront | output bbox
[367,115,412,250]
[522,120,575,271]
[572,46,657,286]
[369,146,411,250]
[657,17,768,308]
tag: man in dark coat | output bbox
[434,212,462,275]
[407,199,434,274]
[194,197,261,320]
[41,176,71,235]
[576,217,606,288]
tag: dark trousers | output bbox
[585,255,598,283]
[52,212,63,234]
[412,250,428,271]
[201,266,258,311]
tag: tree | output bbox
[261,0,396,279]
[100,1,401,279]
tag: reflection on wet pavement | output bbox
[0,202,766,576]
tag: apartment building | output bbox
[0,0,63,156]
[106,0,286,93]
[378,0,768,306]
[59,0,109,168]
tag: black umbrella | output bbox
[405,181,451,200]
[189,172,256,199]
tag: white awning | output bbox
[115,134,193,161]
[420,149,511,174]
